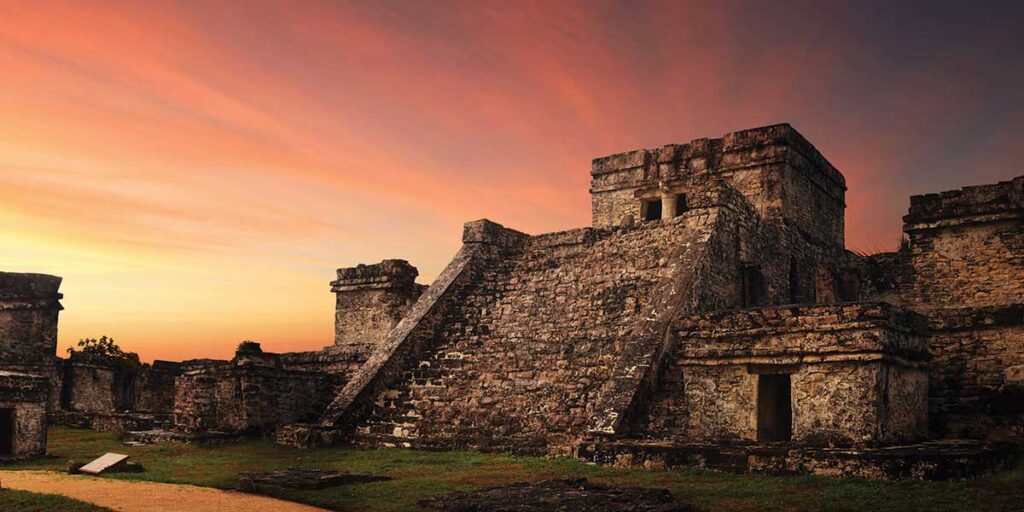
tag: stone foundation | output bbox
[577,439,1019,480]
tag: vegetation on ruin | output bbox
[5,427,1022,512]
[236,340,264,354]
[67,336,144,373]
[0,488,111,512]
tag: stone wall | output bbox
[0,272,62,461]
[590,123,846,249]
[332,259,426,353]
[0,371,49,461]
[902,176,1023,310]
[61,360,118,413]
[173,351,338,435]
[135,360,181,413]
[927,305,1024,442]
[646,303,929,448]
[0,272,62,373]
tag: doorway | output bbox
[757,375,792,442]
[0,408,14,455]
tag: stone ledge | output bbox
[331,259,419,292]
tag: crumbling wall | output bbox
[0,273,63,374]
[902,176,1023,310]
[173,352,336,434]
[0,272,61,461]
[135,361,181,413]
[332,259,426,353]
[657,304,929,447]
[899,176,1024,443]
[61,361,118,413]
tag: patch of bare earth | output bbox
[0,470,329,512]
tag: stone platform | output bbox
[576,439,1019,480]
[124,429,242,444]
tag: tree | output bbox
[67,336,143,373]
[236,340,263,354]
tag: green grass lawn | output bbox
[0,488,111,512]
[6,427,1023,512]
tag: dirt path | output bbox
[0,470,330,512]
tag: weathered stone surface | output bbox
[653,304,930,448]
[172,350,341,435]
[590,123,846,250]
[419,478,693,512]
[0,272,62,462]
[332,259,427,352]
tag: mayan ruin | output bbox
[1,123,1020,484]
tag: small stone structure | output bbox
[7,123,1021,479]
[666,303,929,447]
[0,272,63,462]
[332,259,427,352]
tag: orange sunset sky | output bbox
[1,1,1021,362]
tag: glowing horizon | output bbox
[1,1,1020,361]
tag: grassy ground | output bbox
[6,427,1023,512]
[0,488,111,511]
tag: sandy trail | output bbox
[0,470,330,512]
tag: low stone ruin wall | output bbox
[173,353,339,435]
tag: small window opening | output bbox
[757,374,792,442]
[674,194,689,216]
[789,257,801,304]
[0,408,14,455]
[740,265,766,308]
[642,199,662,221]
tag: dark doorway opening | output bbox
[674,194,689,216]
[643,199,663,221]
[740,265,766,308]
[0,408,14,455]
[757,374,792,442]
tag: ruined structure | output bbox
[4,123,1019,479]
[0,272,63,461]
[274,124,1020,479]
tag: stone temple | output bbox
[1,124,1021,478]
